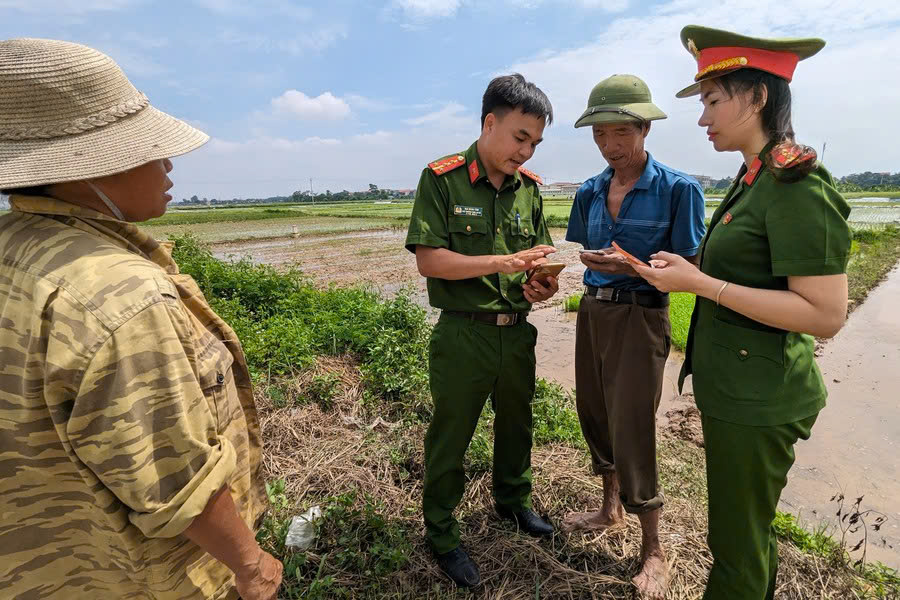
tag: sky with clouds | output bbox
[2,0,899,200]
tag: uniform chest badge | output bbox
[454,205,483,217]
[722,212,733,225]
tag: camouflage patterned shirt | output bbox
[0,196,266,599]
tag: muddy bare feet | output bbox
[632,550,669,600]
[561,508,625,533]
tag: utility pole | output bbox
[309,178,314,204]
[821,141,827,164]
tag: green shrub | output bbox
[532,379,585,448]
[170,234,431,417]
[669,292,696,351]
[563,293,582,313]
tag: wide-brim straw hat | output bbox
[574,74,666,128]
[0,38,208,189]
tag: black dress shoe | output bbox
[434,546,480,588]
[496,506,554,537]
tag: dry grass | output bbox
[252,357,876,599]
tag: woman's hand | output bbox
[633,251,707,293]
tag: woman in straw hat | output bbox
[633,26,851,599]
[0,39,282,600]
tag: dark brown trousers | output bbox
[574,294,670,513]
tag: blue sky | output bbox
[3,0,899,200]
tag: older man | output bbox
[562,74,706,599]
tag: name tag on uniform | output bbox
[453,205,483,217]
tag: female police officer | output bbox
[633,26,852,600]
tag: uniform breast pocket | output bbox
[196,337,236,434]
[448,216,491,255]
[707,317,786,404]
[511,217,536,251]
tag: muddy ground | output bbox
[212,228,900,569]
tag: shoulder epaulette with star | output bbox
[517,166,543,185]
[771,142,817,169]
[428,154,466,176]
[767,142,817,183]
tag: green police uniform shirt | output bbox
[405,141,554,312]
[680,143,852,426]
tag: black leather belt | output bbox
[442,311,528,327]
[584,286,669,308]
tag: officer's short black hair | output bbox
[481,73,553,128]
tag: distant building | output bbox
[539,182,582,197]
[691,174,714,188]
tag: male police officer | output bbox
[405,74,559,588]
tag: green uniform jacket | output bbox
[405,141,554,312]
[680,148,852,426]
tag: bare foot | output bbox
[561,509,625,533]
[632,551,669,600]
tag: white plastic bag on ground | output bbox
[284,505,322,550]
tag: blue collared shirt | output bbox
[566,152,706,292]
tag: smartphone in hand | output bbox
[525,262,565,284]
[611,241,650,268]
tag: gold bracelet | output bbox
[715,281,730,305]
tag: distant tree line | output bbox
[175,171,900,206]
[703,171,900,196]
[178,184,414,206]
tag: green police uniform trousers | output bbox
[423,313,538,554]
[701,411,817,600]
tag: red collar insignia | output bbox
[468,160,480,184]
[743,157,763,186]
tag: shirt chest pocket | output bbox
[448,216,491,255]
[195,336,236,434]
[616,219,670,258]
[509,214,536,251]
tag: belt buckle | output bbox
[597,287,614,302]
[496,313,513,326]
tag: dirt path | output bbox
[778,265,900,568]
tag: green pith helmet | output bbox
[675,25,825,98]
[574,74,666,128]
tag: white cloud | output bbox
[405,102,469,126]
[391,0,463,20]
[352,131,394,145]
[0,0,140,13]
[219,25,347,55]
[576,0,629,11]
[303,136,342,146]
[191,0,312,20]
[271,91,353,120]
